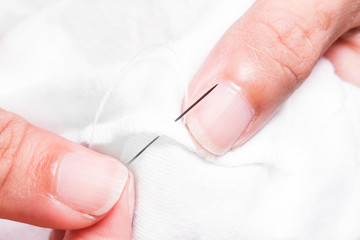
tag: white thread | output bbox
[88,44,185,149]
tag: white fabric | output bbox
[0,0,360,239]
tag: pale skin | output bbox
[185,0,360,155]
[0,0,359,239]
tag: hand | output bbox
[0,109,134,239]
[185,0,360,155]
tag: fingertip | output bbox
[185,0,356,156]
[54,150,129,216]
[63,174,134,240]
[128,172,135,223]
[0,109,130,229]
[186,81,254,155]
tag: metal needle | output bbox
[126,84,218,166]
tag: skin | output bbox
[186,0,360,154]
[49,179,133,240]
[325,27,360,87]
[0,109,133,240]
[0,0,359,239]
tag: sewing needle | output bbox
[126,84,218,166]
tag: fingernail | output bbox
[54,150,128,216]
[128,174,135,222]
[186,81,254,155]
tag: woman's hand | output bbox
[0,109,134,240]
[185,0,360,155]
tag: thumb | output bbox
[0,109,131,229]
[185,0,360,155]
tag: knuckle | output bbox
[0,111,29,191]
[244,13,317,83]
[271,17,315,75]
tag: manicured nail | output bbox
[54,150,128,216]
[186,81,254,155]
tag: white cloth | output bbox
[1,0,360,239]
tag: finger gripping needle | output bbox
[126,84,218,166]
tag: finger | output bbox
[63,174,134,240]
[325,27,360,87]
[185,0,360,155]
[0,109,131,229]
